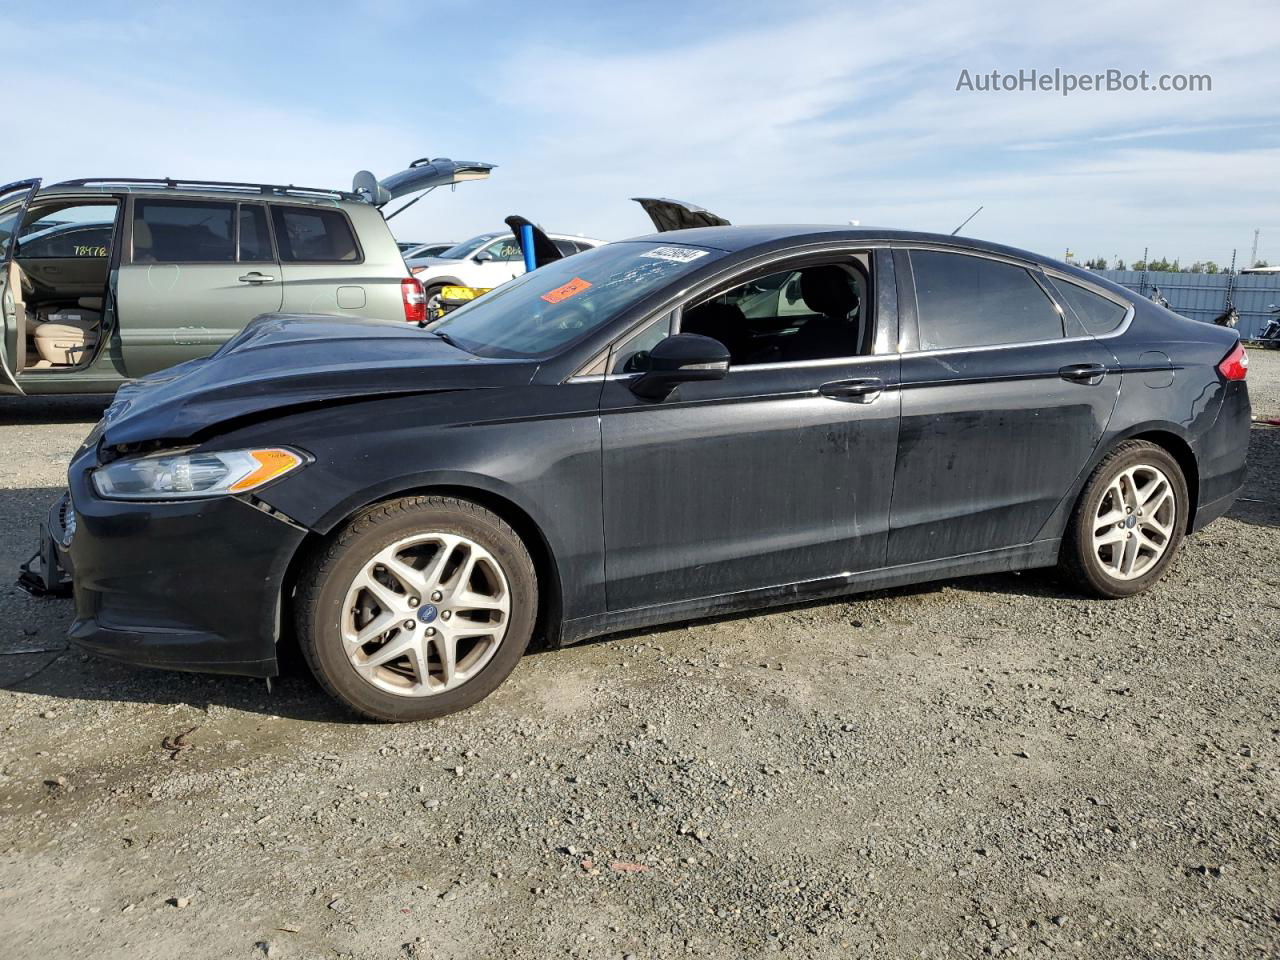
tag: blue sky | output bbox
[7,0,1279,265]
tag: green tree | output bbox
[1204,261,1219,274]
[1115,258,1126,271]
[1254,260,1270,269]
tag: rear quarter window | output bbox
[271,206,360,263]
[910,250,1064,350]
[1048,276,1129,335]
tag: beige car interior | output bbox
[12,201,118,372]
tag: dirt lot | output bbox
[0,355,1277,960]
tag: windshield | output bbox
[432,241,725,358]
[435,233,500,260]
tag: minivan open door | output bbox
[632,197,730,232]
[352,158,497,208]
[0,178,41,396]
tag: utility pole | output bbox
[1251,228,1260,267]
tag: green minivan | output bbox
[0,159,493,395]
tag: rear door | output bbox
[0,179,41,394]
[116,197,283,376]
[887,247,1121,565]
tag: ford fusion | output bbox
[32,226,1251,721]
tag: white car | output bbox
[400,240,456,260]
[408,231,603,307]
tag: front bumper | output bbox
[43,472,309,678]
[17,493,75,597]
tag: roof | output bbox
[622,224,1130,298]
[627,224,1042,260]
[40,177,362,205]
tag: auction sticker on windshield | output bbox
[541,277,592,304]
[640,246,710,264]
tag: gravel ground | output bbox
[1,355,1277,960]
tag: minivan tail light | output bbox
[401,277,426,324]
[1217,342,1248,381]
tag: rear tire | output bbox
[424,283,448,322]
[295,496,537,721]
[1060,440,1188,598]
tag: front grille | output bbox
[53,495,76,547]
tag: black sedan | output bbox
[33,226,1251,721]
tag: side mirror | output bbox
[631,333,730,400]
[474,250,494,263]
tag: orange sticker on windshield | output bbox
[540,276,592,304]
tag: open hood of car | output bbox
[353,158,497,207]
[96,314,532,449]
[633,197,730,233]
[505,215,563,269]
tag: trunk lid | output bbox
[632,197,730,233]
[353,158,497,207]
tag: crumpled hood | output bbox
[98,313,533,448]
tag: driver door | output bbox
[0,178,41,395]
[598,249,902,612]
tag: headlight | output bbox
[91,448,307,500]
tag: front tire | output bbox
[295,496,537,721]
[1060,440,1188,598]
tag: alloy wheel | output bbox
[1090,463,1177,581]
[340,532,511,697]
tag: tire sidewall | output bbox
[1073,444,1188,598]
[308,501,537,721]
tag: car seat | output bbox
[132,220,156,262]
[32,306,101,366]
[784,266,862,360]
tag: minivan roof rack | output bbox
[51,177,362,202]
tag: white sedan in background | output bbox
[408,231,603,311]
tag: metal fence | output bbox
[1093,270,1279,340]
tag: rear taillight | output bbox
[401,277,426,324]
[1217,342,1248,381]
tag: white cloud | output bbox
[4,0,1279,263]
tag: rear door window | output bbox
[910,250,1064,350]
[1047,276,1129,335]
[134,199,235,263]
[270,205,360,263]
[238,205,273,262]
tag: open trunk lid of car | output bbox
[633,197,730,233]
[353,158,497,207]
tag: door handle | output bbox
[238,272,275,284]
[1058,363,1107,385]
[820,377,885,402]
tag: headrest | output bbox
[800,265,859,320]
